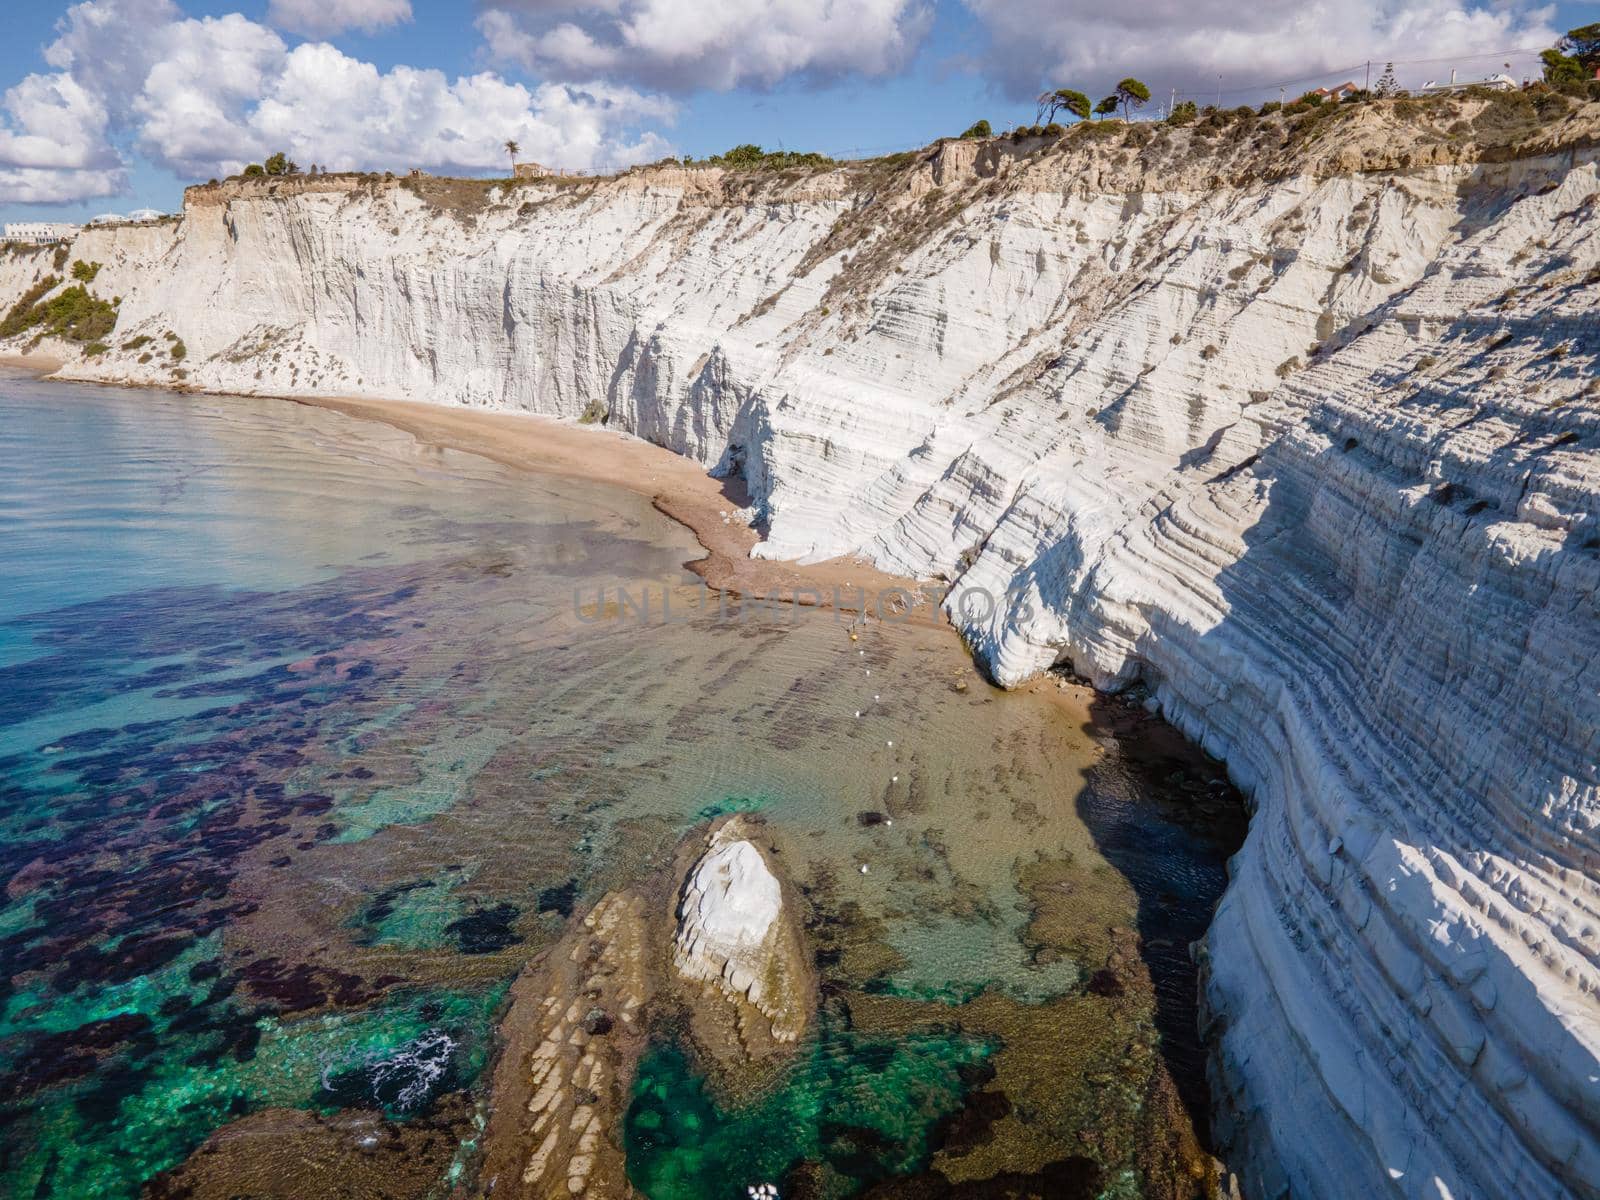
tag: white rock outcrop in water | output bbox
[4,101,1597,1199]
[673,822,806,1043]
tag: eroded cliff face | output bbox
[7,98,1597,1199]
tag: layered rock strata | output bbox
[6,98,1597,1198]
[478,890,652,1199]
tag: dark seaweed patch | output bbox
[444,903,522,955]
[536,880,577,918]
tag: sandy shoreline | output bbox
[0,359,931,615]
[0,352,65,373]
[289,393,940,621]
[0,358,959,627]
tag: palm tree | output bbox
[504,139,520,174]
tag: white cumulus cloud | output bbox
[0,0,677,205]
[266,0,413,38]
[246,44,676,175]
[961,0,1561,102]
[0,69,125,203]
[477,0,933,91]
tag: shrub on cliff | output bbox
[959,119,992,139]
[264,152,299,176]
[38,286,117,343]
[1,282,116,344]
[1470,88,1546,138]
[708,144,831,170]
[1167,100,1198,125]
[1075,119,1123,140]
[0,276,59,339]
[71,259,101,283]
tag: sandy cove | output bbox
[289,393,938,621]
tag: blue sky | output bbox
[1,0,1592,224]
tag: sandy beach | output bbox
[0,353,64,373]
[0,357,953,624]
[292,393,940,622]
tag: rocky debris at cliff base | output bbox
[476,816,817,1199]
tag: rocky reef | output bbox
[477,816,812,1199]
[5,94,1597,1198]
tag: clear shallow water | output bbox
[0,372,1243,1199]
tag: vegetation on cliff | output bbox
[701,144,833,170]
[0,278,117,344]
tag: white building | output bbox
[87,213,125,226]
[3,221,79,245]
[1419,70,1519,95]
[126,208,165,222]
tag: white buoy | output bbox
[886,818,893,826]
[855,710,862,718]
[892,775,898,782]
[887,739,893,747]
[859,863,869,874]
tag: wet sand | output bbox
[294,394,933,619]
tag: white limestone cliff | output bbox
[4,98,1597,1199]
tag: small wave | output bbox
[320,1028,458,1114]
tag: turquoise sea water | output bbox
[0,372,1243,1199]
[0,375,695,1195]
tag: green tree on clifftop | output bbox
[1037,88,1091,123]
[1115,78,1152,120]
[1542,24,1600,85]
